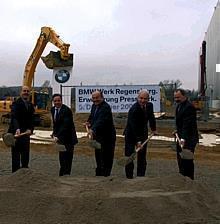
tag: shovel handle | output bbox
[14,131,31,138]
[174,133,183,149]
[85,125,89,133]
[85,125,92,140]
[120,133,155,166]
[135,133,154,153]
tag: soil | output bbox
[0,114,219,224]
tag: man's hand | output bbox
[15,129,21,135]
[136,141,142,149]
[53,136,58,143]
[180,138,185,148]
[84,122,91,128]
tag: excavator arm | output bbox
[23,26,72,88]
[0,27,73,127]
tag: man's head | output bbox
[20,86,30,100]
[137,90,149,107]
[174,89,187,104]
[52,93,62,108]
[91,91,104,106]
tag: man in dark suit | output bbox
[51,93,78,176]
[8,86,35,172]
[86,91,116,177]
[174,89,199,180]
[124,90,157,179]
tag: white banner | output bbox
[75,85,160,113]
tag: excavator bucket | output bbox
[41,51,73,69]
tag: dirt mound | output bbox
[0,169,60,193]
[0,169,219,224]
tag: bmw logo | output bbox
[55,69,70,83]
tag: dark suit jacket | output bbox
[51,104,78,148]
[124,102,156,144]
[88,101,116,145]
[175,100,199,147]
[8,97,35,134]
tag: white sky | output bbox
[0,0,218,89]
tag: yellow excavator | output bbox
[0,26,73,127]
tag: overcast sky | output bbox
[0,0,218,89]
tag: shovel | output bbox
[85,125,101,150]
[175,133,194,160]
[2,131,31,147]
[118,133,154,166]
[54,142,66,152]
[32,134,66,152]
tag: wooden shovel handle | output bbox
[85,125,92,139]
[121,133,155,166]
[135,133,154,153]
[14,131,31,138]
[174,133,183,149]
[85,125,90,133]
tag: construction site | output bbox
[0,2,220,224]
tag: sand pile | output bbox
[0,169,219,224]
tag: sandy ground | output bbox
[0,118,220,223]
[0,169,219,224]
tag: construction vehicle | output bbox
[191,41,207,112]
[0,97,16,124]
[0,26,73,127]
[191,40,207,111]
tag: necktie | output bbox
[93,106,98,118]
[24,100,28,110]
[177,104,182,112]
[54,108,59,121]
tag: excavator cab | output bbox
[30,91,50,111]
[29,91,51,127]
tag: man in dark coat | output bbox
[51,93,78,176]
[8,86,35,172]
[174,89,199,180]
[124,90,157,179]
[86,90,116,177]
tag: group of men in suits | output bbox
[8,86,78,176]
[8,86,198,180]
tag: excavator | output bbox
[0,26,73,127]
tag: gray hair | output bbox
[138,89,149,96]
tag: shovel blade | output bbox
[2,133,15,147]
[89,140,101,150]
[117,157,128,166]
[180,149,194,160]
[55,143,66,152]
[117,153,136,166]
